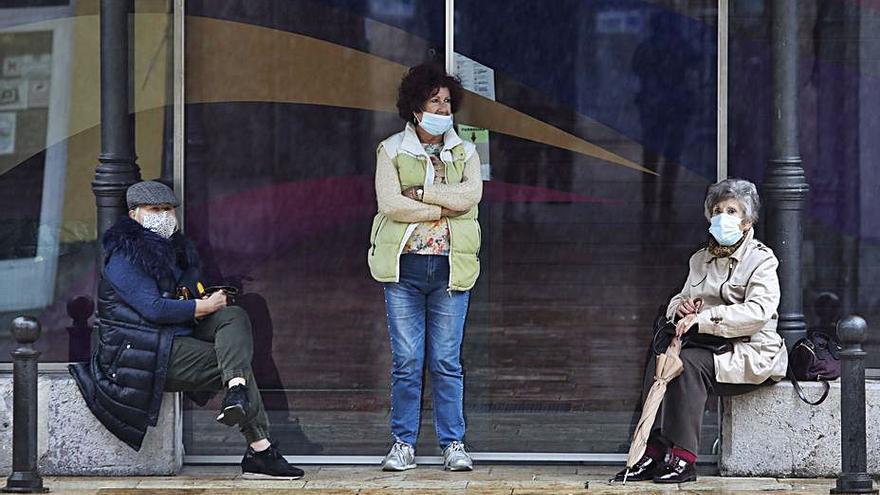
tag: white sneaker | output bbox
[442,441,473,471]
[381,442,416,471]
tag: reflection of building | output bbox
[0,1,171,315]
[1,0,878,466]
[0,7,70,311]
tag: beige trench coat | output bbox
[665,229,789,384]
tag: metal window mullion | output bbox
[717,0,729,180]
[445,0,454,73]
[173,0,186,227]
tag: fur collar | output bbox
[102,217,184,282]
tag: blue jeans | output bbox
[383,254,470,449]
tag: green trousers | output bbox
[164,306,270,444]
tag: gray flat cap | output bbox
[126,180,180,209]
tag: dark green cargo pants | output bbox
[164,306,270,443]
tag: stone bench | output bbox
[0,368,182,476]
[721,379,880,477]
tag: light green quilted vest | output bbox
[368,143,481,291]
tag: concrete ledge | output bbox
[721,379,880,477]
[0,372,182,476]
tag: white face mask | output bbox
[138,209,178,239]
[709,213,744,246]
[416,111,454,136]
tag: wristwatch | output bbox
[416,188,424,201]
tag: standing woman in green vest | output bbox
[368,63,482,472]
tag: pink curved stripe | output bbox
[186,176,619,258]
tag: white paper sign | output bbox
[596,10,644,34]
[454,53,496,101]
[0,112,16,155]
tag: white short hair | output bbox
[704,178,761,224]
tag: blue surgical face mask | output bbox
[709,213,744,246]
[416,111,453,136]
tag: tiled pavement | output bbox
[34,465,845,494]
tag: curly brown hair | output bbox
[396,63,464,124]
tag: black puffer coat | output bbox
[70,217,201,450]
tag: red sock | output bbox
[671,447,697,464]
[644,443,665,461]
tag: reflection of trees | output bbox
[632,12,699,221]
[805,1,860,317]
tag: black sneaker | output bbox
[216,384,249,426]
[241,443,304,480]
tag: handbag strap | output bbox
[788,367,830,406]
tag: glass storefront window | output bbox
[181,1,723,458]
[453,1,720,455]
[182,0,447,456]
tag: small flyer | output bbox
[0,79,27,111]
[0,112,16,155]
[457,124,491,182]
[2,56,22,77]
[28,78,50,108]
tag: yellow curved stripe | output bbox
[455,93,651,173]
[186,16,652,175]
[5,14,650,175]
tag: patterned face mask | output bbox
[138,209,178,239]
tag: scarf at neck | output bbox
[707,229,749,258]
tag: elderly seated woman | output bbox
[613,178,788,484]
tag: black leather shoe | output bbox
[653,455,697,483]
[216,384,250,426]
[610,455,663,482]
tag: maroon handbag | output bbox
[788,331,841,405]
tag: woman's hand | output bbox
[402,186,422,201]
[441,207,466,218]
[195,290,227,318]
[676,297,704,318]
[675,313,698,337]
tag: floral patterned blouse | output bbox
[404,143,451,256]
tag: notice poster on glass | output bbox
[0,112,15,155]
[0,78,27,110]
[454,53,494,181]
[28,78,50,108]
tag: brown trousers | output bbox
[641,347,768,454]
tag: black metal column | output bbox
[831,316,877,495]
[2,317,47,493]
[763,0,809,350]
[92,0,140,255]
